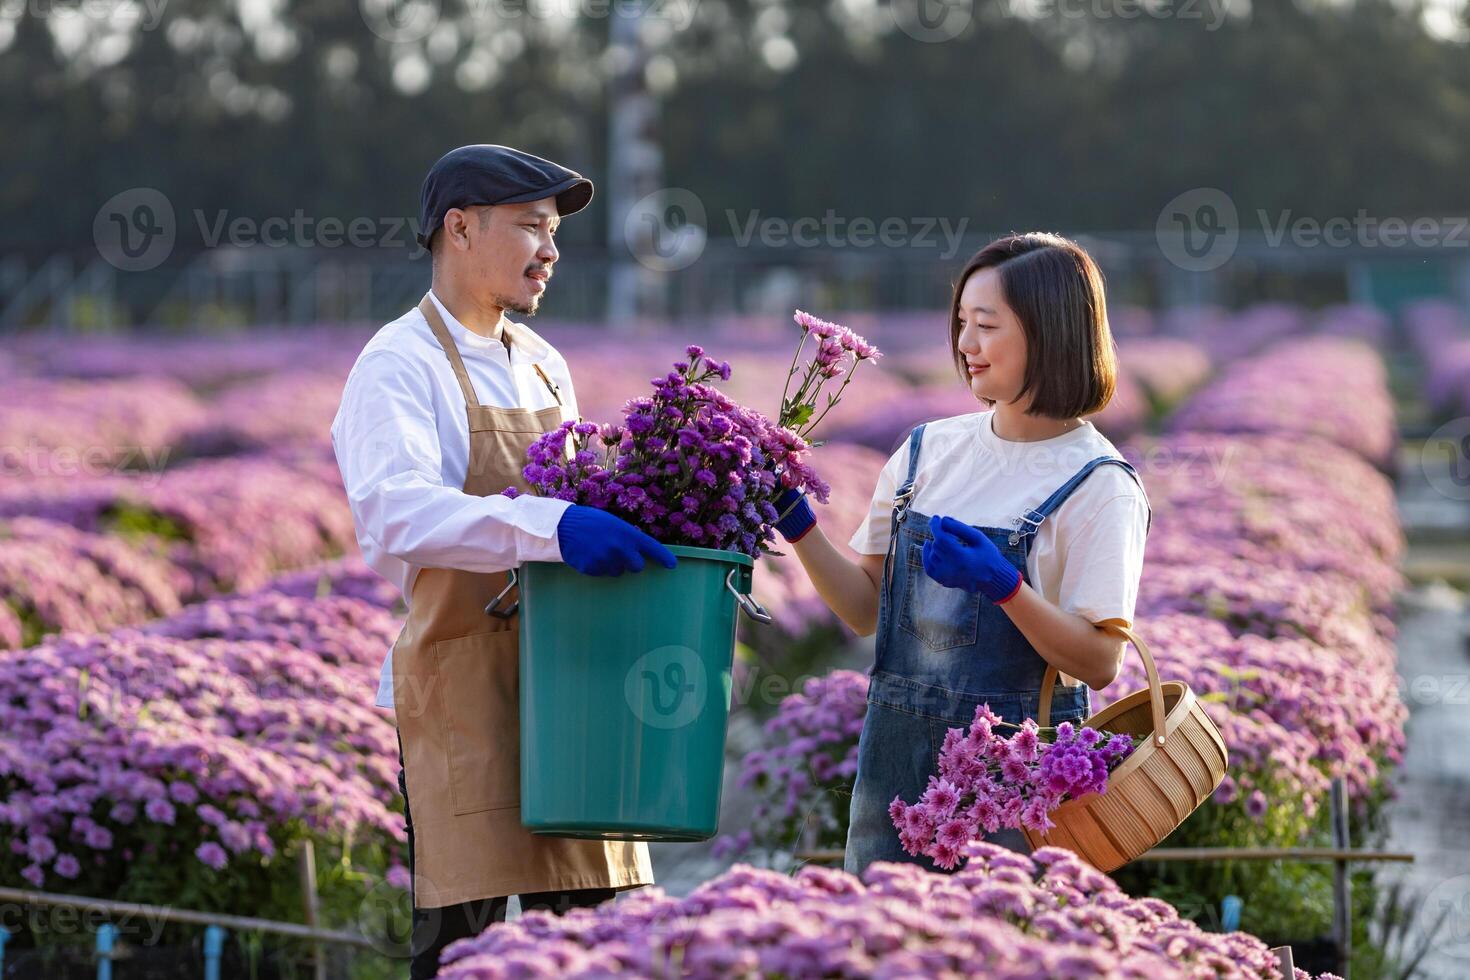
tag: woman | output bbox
[771,232,1152,876]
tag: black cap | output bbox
[417,144,594,247]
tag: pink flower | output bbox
[936,818,972,851]
[918,778,960,820]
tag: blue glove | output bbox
[773,487,817,543]
[556,505,678,576]
[921,514,1022,604]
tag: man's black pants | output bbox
[396,731,615,978]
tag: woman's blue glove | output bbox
[921,514,1023,604]
[773,487,817,543]
[556,505,678,576]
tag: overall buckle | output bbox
[1007,510,1045,546]
[893,485,916,522]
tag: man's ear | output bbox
[439,208,467,250]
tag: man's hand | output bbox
[921,514,1022,604]
[556,505,678,576]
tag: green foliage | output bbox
[99,504,190,543]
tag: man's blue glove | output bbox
[773,487,817,543]
[556,505,678,576]
[921,514,1023,604]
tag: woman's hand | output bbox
[921,514,1022,604]
[768,484,883,636]
[773,487,817,543]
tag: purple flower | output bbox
[144,799,177,825]
[386,864,412,890]
[1245,790,1269,820]
[195,842,228,870]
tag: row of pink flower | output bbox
[0,517,189,648]
[0,454,358,647]
[1130,431,1404,614]
[1,327,366,389]
[0,590,403,894]
[1113,302,1389,364]
[1401,298,1470,415]
[0,371,354,478]
[1165,336,1399,471]
[438,842,1336,979]
[0,376,209,478]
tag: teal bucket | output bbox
[501,544,771,841]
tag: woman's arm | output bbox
[997,585,1126,691]
[787,526,887,637]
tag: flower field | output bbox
[437,844,1316,979]
[0,301,1431,977]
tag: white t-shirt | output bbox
[848,411,1150,627]
[330,291,579,710]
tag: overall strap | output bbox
[418,294,563,408]
[882,424,928,600]
[1011,455,1152,543]
[893,423,927,519]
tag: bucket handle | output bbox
[484,569,519,620]
[1037,618,1168,747]
[488,566,772,624]
[725,569,772,625]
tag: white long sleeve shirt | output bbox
[330,291,579,709]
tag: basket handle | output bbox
[1038,618,1168,748]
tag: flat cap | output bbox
[417,144,594,247]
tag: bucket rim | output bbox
[664,543,755,568]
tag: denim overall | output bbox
[843,422,1150,877]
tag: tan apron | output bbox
[392,294,653,909]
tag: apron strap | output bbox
[420,294,483,409]
[531,363,564,407]
[418,293,564,409]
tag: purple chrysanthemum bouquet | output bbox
[502,310,880,558]
[891,703,1140,870]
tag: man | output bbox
[330,144,677,978]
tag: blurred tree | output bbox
[1,0,1467,258]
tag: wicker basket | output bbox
[1022,619,1228,872]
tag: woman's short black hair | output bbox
[949,232,1117,419]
